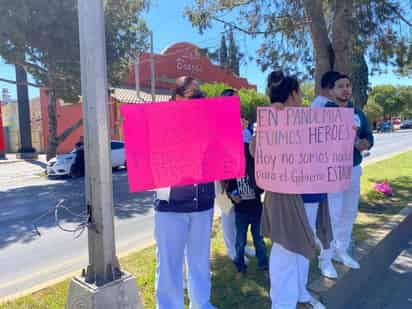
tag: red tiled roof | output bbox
[111,88,171,104]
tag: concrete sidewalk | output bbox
[0,153,47,165]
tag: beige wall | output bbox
[1,97,44,153]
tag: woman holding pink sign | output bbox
[250,71,332,309]
[153,76,216,309]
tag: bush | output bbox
[300,82,315,106]
[363,101,384,124]
[201,83,270,122]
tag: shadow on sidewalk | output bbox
[24,159,48,170]
[0,170,153,250]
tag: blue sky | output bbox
[1,0,411,100]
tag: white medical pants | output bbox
[220,207,236,260]
[320,165,362,262]
[269,202,318,308]
[155,208,216,309]
[269,243,313,309]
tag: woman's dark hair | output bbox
[266,71,299,104]
[189,90,205,99]
[220,88,236,97]
[171,76,196,99]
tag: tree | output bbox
[352,48,369,108]
[15,62,34,154]
[398,87,412,118]
[200,30,243,75]
[219,34,229,69]
[368,85,412,119]
[300,82,315,106]
[201,82,269,121]
[200,82,229,98]
[363,101,383,125]
[0,0,149,159]
[237,88,270,122]
[185,0,412,99]
[228,30,241,75]
[198,47,219,65]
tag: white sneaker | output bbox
[319,260,338,279]
[309,296,326,309]
[333,251,360,269]
[244,255,249,265]
[244,246,256,257]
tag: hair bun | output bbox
[268,71,285,88]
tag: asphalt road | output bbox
[349,238,412,309]
[364,129,412,163]
[0,129,411,301]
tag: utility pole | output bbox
[150,31,156,102]
[134,30,141,102]
[66,1,142,307]
[15,62,36,159]
[0,102,5,159]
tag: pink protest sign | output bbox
[121,96,245,192]
[255,107,355,194]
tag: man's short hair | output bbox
[330,74,352,89]
[321,71,340,89]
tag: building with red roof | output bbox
[39,42,256,154]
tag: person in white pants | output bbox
[310,71,342,279]
[320,165,362,269]
[320,74,374,273]
[155,208,215,309]
[220,207,237,259]
[298,196,329,308]
[154,76,216,309]
[218,88,257,261]
[268,199,327,309]
[257,71,328,309]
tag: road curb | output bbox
[362,146,412,167]
[0,159,23,165]
[309,204,412,309]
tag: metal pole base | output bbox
[66,272,143,309]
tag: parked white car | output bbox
[46,140,126,177]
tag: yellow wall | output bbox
[1,98,44,153]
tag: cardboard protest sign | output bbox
[121,96,245,192]
[255,107,355,194]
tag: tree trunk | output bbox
[352,49,369,108]
[302,0,334,94]
[15,63,34,153]
[47,64,58,160]
[331,0,354,76]
[47,89,58,160]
